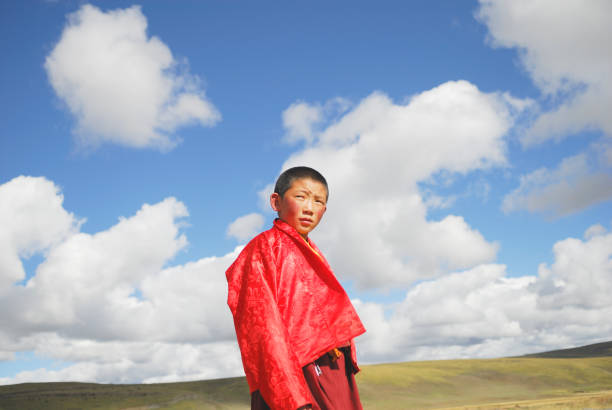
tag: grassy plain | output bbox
[2,351,612,409]
[357,357,612,409]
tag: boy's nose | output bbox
[302,201,314,214]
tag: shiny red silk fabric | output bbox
[226,219,366,409]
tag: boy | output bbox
[226,166,366,410]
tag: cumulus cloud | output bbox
[355,265,535,363]
[533,224,612,310]
[355,224,612,364]
[45,5,220,150]
[584,224,606,240]
[478,1,612,218]
[275,81,526,287]
[1,175,611,384]
[0,337,242,385]
[502,145,612,217]
[0,176,239,383]
[282,102,323,144]
[0,176,81,293]
[226,213,265,242]
[476,0,612,144]
[282,98,351,144]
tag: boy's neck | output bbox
[276,217,309,241]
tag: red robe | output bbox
[226,219,366,409]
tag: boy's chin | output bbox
[280,218,314,237]
[295,226,312,237]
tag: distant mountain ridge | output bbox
[523,341,612,358]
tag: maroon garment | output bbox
[252,347,363,410]
[226,219,366,409]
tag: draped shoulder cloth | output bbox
[226,219,366,409]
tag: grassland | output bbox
[0,377,251,410]
[357,356,612,409]
[2,343,612,409]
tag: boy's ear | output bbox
[270,192,280,212]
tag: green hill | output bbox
[357,356,612,409]
[523,340,612,358]
[2,342,612,409]
[0,377,251,410]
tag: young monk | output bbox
[226,166,366,410]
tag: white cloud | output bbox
[282,102,323,144]
[534,224,612,310]
[0,176,81,293]
[2,193,237,344]
[1,175,611,384]
[584,224,606,240]
[277,81,524,288]
[355,264,536,363]
[0,337,242,385]
[0,176,240,384]
[478,1,612,218]
[476,0,612,144]
[355,224,612,364]
[282,98,352,145]
[502,147,612,216]
[45,5,220,151]
[226,213,265,242]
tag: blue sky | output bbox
[1,1,611,384]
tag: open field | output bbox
[439,390,612,409]
[2,343,612,409]
[356,357,612,409]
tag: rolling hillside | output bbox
[523,340,612,358]
[1,341,612,409]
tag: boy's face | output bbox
[270,177,327,239]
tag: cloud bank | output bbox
[273,81,526,288]
[2,175,611,384]
[45,5,220,151]
[477,0,612,144]
[0,176,240,383]
[477,0,612,217]
[502,145,612,217]
[357,223,612,364]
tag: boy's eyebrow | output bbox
[293,187,326,200]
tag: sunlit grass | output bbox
[357,357,612,409]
